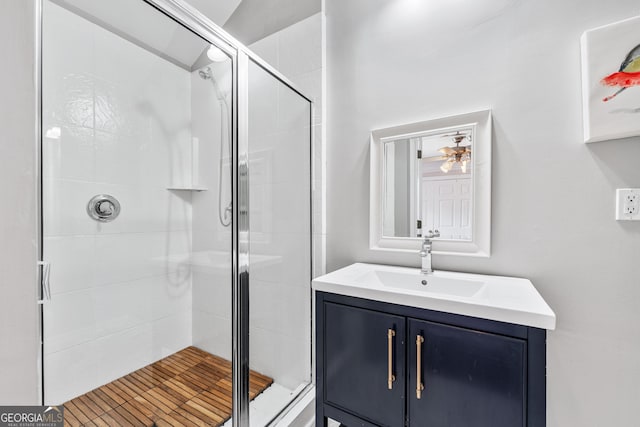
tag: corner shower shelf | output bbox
[166,186,208,192]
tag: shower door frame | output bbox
[35,0,315,425]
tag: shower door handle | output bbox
[37,261,51,304]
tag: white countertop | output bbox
[312,263,556,330]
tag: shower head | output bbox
[198,66,229,103]
[198,67,212,80]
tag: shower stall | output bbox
[38,0,312,425]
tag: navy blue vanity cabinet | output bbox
[316,292,547,427]
[324,302,406,427]
[407,319,525,427]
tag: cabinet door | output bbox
[408,319,526,427]
[324,302,406,427]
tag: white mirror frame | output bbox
[370,109,492,257]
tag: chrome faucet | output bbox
[420,230,440,274]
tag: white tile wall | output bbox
[192,310,232,361]
[194,16,320,392]
[42,2,193,404]
[246,14,323,394]
[245,58,312,391]
[249,12,326,279]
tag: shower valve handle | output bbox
[87,195,121,222]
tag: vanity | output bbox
[315,111,556,426]
[313,263,556,427]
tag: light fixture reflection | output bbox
[45,127,61,139]
[440,159,453,173]
[438,131,471,174]
[207,45,228,62]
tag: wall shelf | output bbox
[166,186,208,192]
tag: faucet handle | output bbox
[425,229,440,239]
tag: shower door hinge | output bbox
[37,261,51,305]
[417,150,422,159]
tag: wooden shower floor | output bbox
[63,346,273,427]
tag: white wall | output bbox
[0,0,40,405]
[42,2,193,404]
[326,0,640,425]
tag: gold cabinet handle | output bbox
[387,329,396,389]
[416,335,425,399]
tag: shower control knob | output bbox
[97,201,112,214]
[87,194,121,222]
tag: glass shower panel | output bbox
[41,1,240,425]
[246,59,313,424]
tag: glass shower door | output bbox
[244,58,313,425]
[41,1,313,425]
[41,1,241,426]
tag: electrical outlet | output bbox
[616,188,640,220]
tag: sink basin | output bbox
[312,263,556,330]
[354,270,485,298]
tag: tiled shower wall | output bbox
[189,15,322,391]
[190,60,313,391]
[246,60,312,391]
[245,12,323,390]
[249,12,326,279]
[42,2,193,404]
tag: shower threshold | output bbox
[62,346,273,426]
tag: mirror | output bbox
[382,128,473,240]
[370,110,491,256]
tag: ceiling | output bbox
[223,0,321,45]
[184,0,243,28]
[52,0,210,70]
[50,0,320,72]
